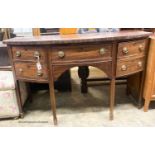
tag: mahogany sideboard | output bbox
[3,31,151,125]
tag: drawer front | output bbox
[51,44,112,62]
[12,46,46,61]
[118,39,146,58]
[14,62,48,81]
[116,57,145,77]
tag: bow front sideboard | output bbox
[3,31,151,125]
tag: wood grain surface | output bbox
[3,31,152,45]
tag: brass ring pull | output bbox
[19,68,23,73]
[139,45,144,52]
[122,47,128,54]
[37,71,43,76]
[138,61,142,67]
[121,65,127,71]
[16,51,21,57]
[99,48,106,55]
[58,51,65,58]
[34,51,40,58]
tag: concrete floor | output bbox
[0,67,155,127]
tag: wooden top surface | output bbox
[3,31,152,45]
[149,34,155,39]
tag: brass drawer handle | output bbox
[34,51,40,58]
[122,47,128,54]
[99,48,106,55]
[37,71,43,76]
[138,61,142,67]
[121,65,127,71]
[139,45,144,52]
[16,51,21,57]
[58,51,65,58]
[19,68,23,73]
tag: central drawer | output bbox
[14,62,48,81]
[50,44,112,62]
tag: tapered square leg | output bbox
[137,72,145,109]
[16,80,24,118]
[49,81,58,125]
[109,78,116,120]
[49,65,58,125]
[144,99,150,112]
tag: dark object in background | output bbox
[55,70,72,92]
[10,33,16,38]
[0,42,10,66]
[40,28,59,33]
[40,28,59,35]
[30,70,72,92]
[0,32,4,41]
[40,28,46,33]
[0,32,16,67]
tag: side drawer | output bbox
[14,62,48,81]
[118,39,146,58]
[12,46,47,62]
[116,57,145,77]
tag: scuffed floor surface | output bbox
[0,84,155,127]
[0,67,155,127]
